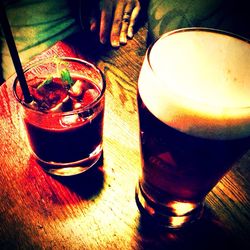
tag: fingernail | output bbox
[128,28,133,38]
[90,22,96,32]
[111,39,120,47]
[128,31,133,39]
[120,36,127,44]
[100,36,107,44]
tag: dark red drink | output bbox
[24,76,104,164]
[14,58,105,176]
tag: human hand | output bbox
[83,0,141,47]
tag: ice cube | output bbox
[50,95,72,112]
[82,89,99,105]
[74,102,82,109]
[69,80,85,97]
[60,114,79,126]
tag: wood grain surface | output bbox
[0,25,250,250]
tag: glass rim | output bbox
[146,27,250,111]
[13,56,106,115]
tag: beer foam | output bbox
[138,29,250,139]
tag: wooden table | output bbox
[0,26,250,250]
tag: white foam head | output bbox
[138,29,250,139]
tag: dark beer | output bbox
[138,94,250,202]
[136,28,250,227]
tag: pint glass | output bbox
[136,28,250,228]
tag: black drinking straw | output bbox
[0,0,33,103]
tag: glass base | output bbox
[135,183,204,229]
[35,145,103,176]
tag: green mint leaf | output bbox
[37,76,53,89]
[61,68,74,87]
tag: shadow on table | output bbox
[51,154,105,200]
[136,206,249,250]
[26,153,105,203]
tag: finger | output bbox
[89,8,98,33]
[99,0,113,44]
[90,18,97,32]
[127,2,141,38]
[80,0,98,32]
[110,1,126,47]
[119,18,129,44]
[120,3,135,44]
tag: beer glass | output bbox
[136,28,250,228]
